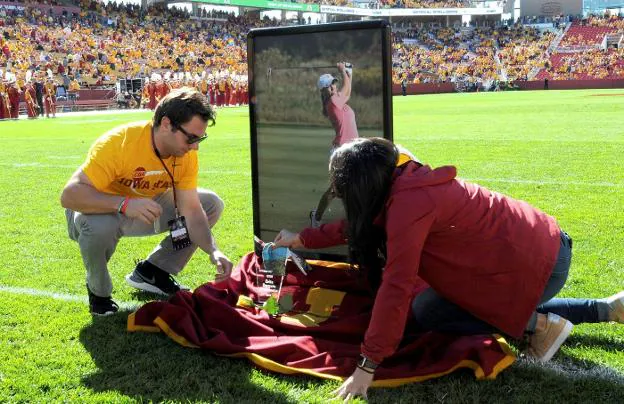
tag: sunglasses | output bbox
[174,124,208,145]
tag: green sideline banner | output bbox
[195,0,320,12]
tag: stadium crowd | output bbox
[392,24,557,86]
[393,14,624,86]
[496,26,556,81]
[560,16,624,47]
[536,48,624,80]
[0,0,269,118]
[1,0,624,118]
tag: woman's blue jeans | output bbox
[410,230,610,335]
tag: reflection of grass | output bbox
[255,123,382,256]
[254,50,384,128]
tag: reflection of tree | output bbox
[252,30,386,129]
[255,30,382,62]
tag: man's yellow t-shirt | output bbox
[81,121,198,198]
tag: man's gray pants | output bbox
[65,189,224,297]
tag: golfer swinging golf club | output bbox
[310,61,359,227]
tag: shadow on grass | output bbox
[78,310,299,403]
[370,352,624,403]
[79,313,624,403]
[128,289,169,301]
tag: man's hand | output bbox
[273,230,303,249]
[124,198,163,225]
[211,250,233,283]
[337,62,346,72]
[332,367,374,402]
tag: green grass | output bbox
[1,89,624,403]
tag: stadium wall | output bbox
[515,79,624,90]
[78,90,116,100]
[392,83,455,95]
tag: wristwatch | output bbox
[357,354,378,372]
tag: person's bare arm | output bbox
[60,169,162,224]
[176,188,233,281]
[338,62,352,102]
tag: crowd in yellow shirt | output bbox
[393,17,623,85]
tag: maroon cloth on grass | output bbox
[128,252,514,385]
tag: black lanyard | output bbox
[151,128,179,216]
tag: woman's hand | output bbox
[273,230,303,249]
[332,367,374,401]
[337,62,346,72]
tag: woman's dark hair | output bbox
[320,86,332,118]
[329,138,399,291]
[153,87,216,128]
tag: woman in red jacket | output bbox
[274,137,624,400]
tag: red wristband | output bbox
[120,197,129,215]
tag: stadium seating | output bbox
[535,49,624,80]
[560,23,616,47]
[535,16,624,80]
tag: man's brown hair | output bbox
[153,87,216,128]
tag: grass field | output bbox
[1,89,623,403]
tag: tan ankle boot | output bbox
[526,313,573,362]
[606,291,624,323]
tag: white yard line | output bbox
[46,156,82,160]
[1,163,78,169]
[469,177,624,188]
[2,162,616,187]
[6,106,241,120]
[1,108,149,120]
[1,162,249,176]
[0,285,141,311]
[54,108,150,118]
[199,169,250,176]
[59,119,131,124]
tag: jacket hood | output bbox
[391,161,457,193]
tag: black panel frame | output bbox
[247,20,393,262]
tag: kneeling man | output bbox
[61,88,233,315]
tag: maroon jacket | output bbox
[300,162,561,364]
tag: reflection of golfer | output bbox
[311,62,359,227]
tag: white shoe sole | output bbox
[125,274,170,296]
[538,320,574,363]
[91,310,117,316]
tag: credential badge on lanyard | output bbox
[168,215,191,250]
[152,128,191,250]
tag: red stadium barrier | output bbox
[392,82,455,95]
[78,89,116,100]
[515,79,624,90]
[392,80,624,95]
[513,81,544,91]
